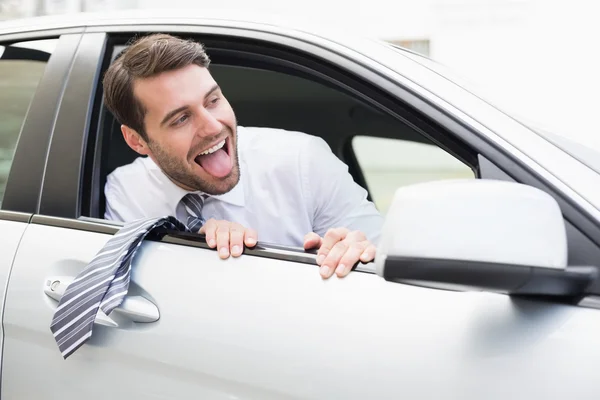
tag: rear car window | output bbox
[0,39,55,206]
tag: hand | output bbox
[304,228,376,279]
[199,219,258,259]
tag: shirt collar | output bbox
[145,155,246,214]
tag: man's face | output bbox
[130,64,239,195]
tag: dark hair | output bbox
[102,33,211,141]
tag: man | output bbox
[102,33,383,279]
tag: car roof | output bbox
[0,8,379,43]
[0,8,401,66]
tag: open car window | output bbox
[82,34,479,221]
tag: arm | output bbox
[303,136,383,243]
[302,136,384,278]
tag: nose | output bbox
[195,106,222,137]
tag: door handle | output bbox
[44,276,160,325]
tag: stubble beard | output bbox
[148,130,240,195]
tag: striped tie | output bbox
[50,216,189,359]
[181,193,207,232]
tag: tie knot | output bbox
[181,193,207,232]
[181,193,206,217]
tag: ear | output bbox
[122,125,150,156]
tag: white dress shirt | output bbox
[104,126,383,247]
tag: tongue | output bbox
[196,148,232,178]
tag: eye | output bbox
[172,113,189,127]
[208,96,220,106]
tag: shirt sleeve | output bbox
[302,135,384,244]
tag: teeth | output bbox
[199,140,225,156]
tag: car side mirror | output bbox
[375,179,596,298]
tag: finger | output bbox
[199,219,218,248]
[216,221,231,259]
[336,241,369,277]
[303,232,322,251]
[345,230,367,243]
[317,227,349,265]
[319,240,349,279]
[244,228,258,248]
[229,224,245,257]
[360,244,377,263]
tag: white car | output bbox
[1,10,600,399]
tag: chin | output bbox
[202,167,240,195]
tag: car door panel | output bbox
[3,221,600,399]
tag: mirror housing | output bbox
[375,179,596,297]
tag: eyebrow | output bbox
[160,106,187,127]
[159,84,221,127]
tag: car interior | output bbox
[82,36,479,220]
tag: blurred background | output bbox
[1,0,598,213]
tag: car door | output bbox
[0,32,77,377]
[3,19,600,400]
[7,216,600,400]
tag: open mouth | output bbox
[194,137,232,178]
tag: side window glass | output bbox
[352,136,475,214]
[0,39,55,206]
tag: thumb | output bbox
[303,232,322,250]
